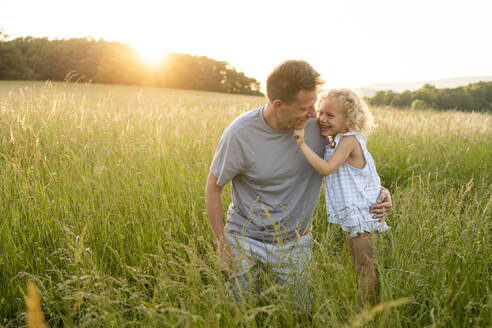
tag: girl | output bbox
[293,88,390,306]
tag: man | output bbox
[205,60,391,310]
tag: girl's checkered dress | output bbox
[324,131,390,237]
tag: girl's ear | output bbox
[343,112,351,129]
[343,118,351,133]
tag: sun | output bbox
[134,42,168,66]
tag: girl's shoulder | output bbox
[334,131,366,144]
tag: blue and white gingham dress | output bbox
[324,132,390,237]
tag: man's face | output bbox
[317,98,347,137]
[278,90,318,130]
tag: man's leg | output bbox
[226,233,266,306]
[273,233,313,313]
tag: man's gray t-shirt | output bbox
[210,106,326,243]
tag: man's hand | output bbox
[217,240,238,281]
[205,172,238,280]
[369,186,392,220]
[293,128,305,146]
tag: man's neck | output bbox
[263,103,285,131]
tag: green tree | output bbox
[411,99,429,110]
[383,90,396,106]
[0,41,33,79]
[414,84,437,107]
[369,82,492,112]
[0,35,262,95]
[0,27,8,41]
[368,91,386,106]
[393,90,413,107]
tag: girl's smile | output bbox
[317,98,348,137]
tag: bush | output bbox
[411,99,429,110]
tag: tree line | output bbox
[367,82,492,112]
[0,30,262,96]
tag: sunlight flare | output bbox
[133,41,168,66]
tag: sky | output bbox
[2,0,492,90]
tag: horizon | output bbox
[2,0,492,90]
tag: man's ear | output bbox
[272,99,284,113]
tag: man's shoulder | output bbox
[305,118,320,131]
[305,118,323,139]
[223,106,263,138]
[305,118,327,154]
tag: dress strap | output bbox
[334,131,364,144]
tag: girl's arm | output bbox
[293,129,356,176]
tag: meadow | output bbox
[0,81,490,327]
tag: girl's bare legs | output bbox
[346,232,379,307]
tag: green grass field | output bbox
[0,81,490,327]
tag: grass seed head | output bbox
[25,280,47,328]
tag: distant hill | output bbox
[356,76,492,98]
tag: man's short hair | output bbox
[266,60,324,104]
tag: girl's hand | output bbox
[293,128,305,146]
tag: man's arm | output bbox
[369,186,392,219]
[205,172,236,278]
[206,172,227,248]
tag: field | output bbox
[0,81,490,327]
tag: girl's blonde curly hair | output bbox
[318,88,376,135]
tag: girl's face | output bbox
[317,98,348,138]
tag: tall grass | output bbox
[0,81,490,327]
